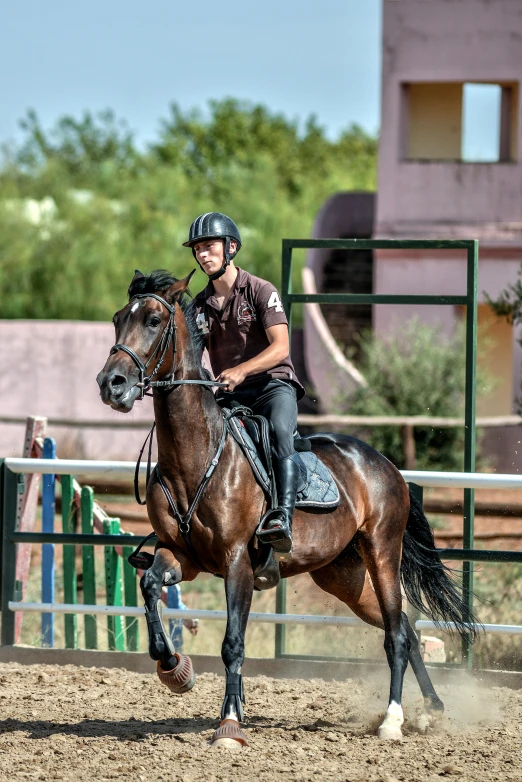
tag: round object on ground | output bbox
[211,718,248,749]
[156,654,196,693]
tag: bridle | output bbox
[109,292,227,398]
[109,290,229,573]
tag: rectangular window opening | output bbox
[400,81,518,163]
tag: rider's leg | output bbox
[252,380,300,553]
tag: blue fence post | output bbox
[167,584,184,653]
[41,437,56,647]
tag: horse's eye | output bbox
[149,317,161,328]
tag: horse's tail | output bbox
[400,489,481,640]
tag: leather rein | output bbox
[110,292,229,572]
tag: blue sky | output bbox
[0,0,382,146]
[0,0,497,157]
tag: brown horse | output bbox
[96,270,477,748]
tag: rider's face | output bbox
[194,239,225,275]
[194,239,236,276]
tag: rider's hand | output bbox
[216,366,248,391]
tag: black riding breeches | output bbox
[216,378,298,459]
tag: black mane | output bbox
[127,269,206,356]
[128,269,182,299]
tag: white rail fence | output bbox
[4,457,522,640]
[8,602,522,636]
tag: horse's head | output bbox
[97,269,195,412]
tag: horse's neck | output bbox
[153,381,223,492]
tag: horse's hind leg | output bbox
[310,542,405,738]
[311,541,442,738]
[403,616,444,721]
[140,546,196,693]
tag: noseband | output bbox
[110,292,226,399]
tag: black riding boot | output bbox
[257,455,300,554]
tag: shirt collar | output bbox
[197,267,248,305]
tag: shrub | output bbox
[340,318,490,471]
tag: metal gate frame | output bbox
[278,238,479,666]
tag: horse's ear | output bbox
[163,270,197,304]
[131,269,144,283]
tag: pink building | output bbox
[375,0,522,470]
[305,0,522,470]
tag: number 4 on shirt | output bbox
[267,291,283,313]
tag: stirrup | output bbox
[256,509,292,556]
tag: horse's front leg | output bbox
[211,547,253,749]
[140,545,196,694]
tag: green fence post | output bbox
[81,486,98,649]
[61,475,78,649]
[0,459,4,615]
[281,239,293,329]
[1,462,19,646]
[274,239,293,658]
[103,518,125,651]
[275,580,287,658]
[462,240,479,669]
[123,533,139,652]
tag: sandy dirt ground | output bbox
[0,663,520,782]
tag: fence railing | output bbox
[4,412,520,472]
[2,456,522,669]
[0,446,186,653]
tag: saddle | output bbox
[222,404,341,591]
[224,404,341,511]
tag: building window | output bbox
[400,81,518,162]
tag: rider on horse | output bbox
[185,212,305,554]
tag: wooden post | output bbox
[14,416,47,643]
[400,424,417,470]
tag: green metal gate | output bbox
[277,238,479,666]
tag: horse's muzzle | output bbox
[97,369,139,412]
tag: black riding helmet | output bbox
[183,212,241,281]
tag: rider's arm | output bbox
[216,324,289,389]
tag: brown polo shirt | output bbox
[191,267,304,398]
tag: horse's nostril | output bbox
[109,374,127,390]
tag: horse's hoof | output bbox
[377,702,404,741]
[156,654,196,694]
[377,724,403,741]
[415,713,431,734]
[425,696,444,717]
[211,719,248,749]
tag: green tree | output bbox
[16,109,138,183]
[153,99,377,198]
[0,100,377,320]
